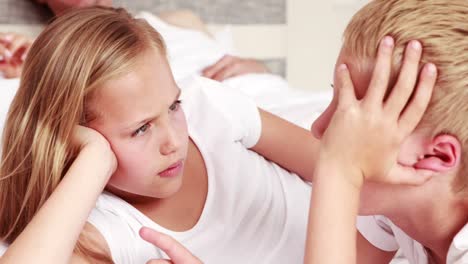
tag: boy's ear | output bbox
[414,134,461,173]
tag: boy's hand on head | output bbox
[0,32,32,79]
[202,55,268,81]
[140,227,203,264]
[320,36,437,188]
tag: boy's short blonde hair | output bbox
[343,0,468,191]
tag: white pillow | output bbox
[136,12,233,81]
[0,78,20,149]
[0,241,6,256]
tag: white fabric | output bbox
[222,73,332,129]
[137,11,332,129]
[0,242,6,256]
[136,12,231,82]
[448,224,468,263]
[87,76,312,263]
[0,12,332,146]
[0,78,20,153]
[357,215,468,263]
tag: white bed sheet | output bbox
[0,12,332,145]
[137,12,332,129]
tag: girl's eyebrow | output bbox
[123,89,182,131]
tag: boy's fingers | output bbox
[364,36,394,106]
[140,227,201,264]
[398,63,437,135]
[387,165,433,186]
[385,40,423,116]
[335,64,355,107]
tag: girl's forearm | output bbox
[304,158,362,264]
[0,144,112,264]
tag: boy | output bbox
[309,0,467,263]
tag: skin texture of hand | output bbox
[202,55,268,81]
[304,36,437,264]
[0,32,32,78]
[320,36,437,189]
[140,227,203,264]
[72,125,117,179]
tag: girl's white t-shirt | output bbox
[87,76,312,263]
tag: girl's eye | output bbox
[133,123,150,137]
[169,100,182,112]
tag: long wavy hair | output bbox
[0,6,166,261]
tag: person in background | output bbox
[0,0,268,80]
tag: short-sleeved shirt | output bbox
[87,76,313,263]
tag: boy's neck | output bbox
[389,198,468,263]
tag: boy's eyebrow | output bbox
[124,89,181,131]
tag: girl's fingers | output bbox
[147,260,173,264]
[364,36,394,107]
[398,63,437,136]
[140,227,201,264]
[385,40,423,117]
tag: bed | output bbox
[0,1,334,133]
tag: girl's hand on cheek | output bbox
[72,125,117,179]
[320,37,437,188]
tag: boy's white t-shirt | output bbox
[357,215,468,263]
[87,76,312,264]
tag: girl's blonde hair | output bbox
[0,6,166,261]
[343,0,468,192]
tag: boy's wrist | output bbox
[315,153,364,190]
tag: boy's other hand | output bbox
[202,55,268,81]
[140,227,203,264]
[0,32,32,79]
[320,36,437,188]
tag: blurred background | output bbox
[0,0,369,91]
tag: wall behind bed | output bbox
[0,0,368,91]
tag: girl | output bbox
[0,6,320,263]
[0,6,433,264]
